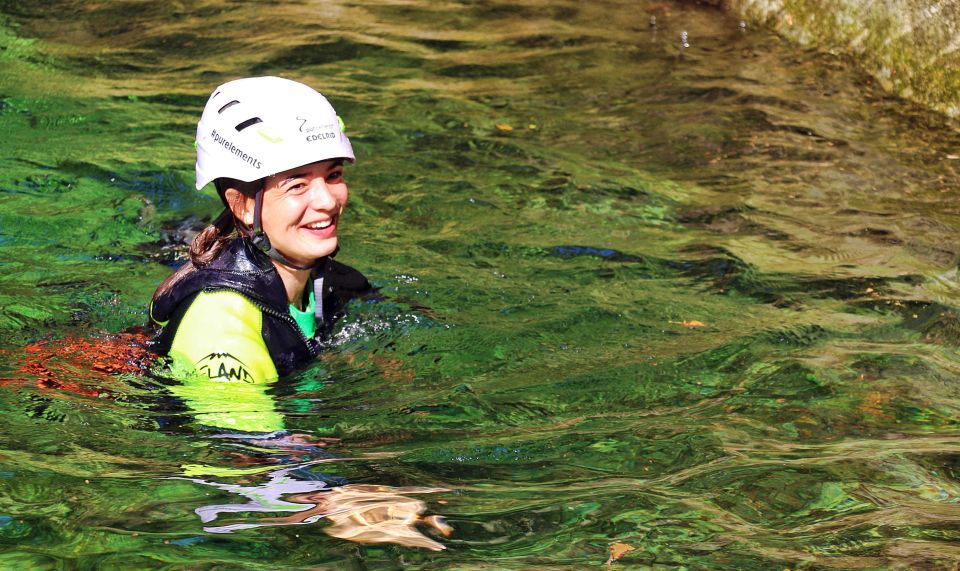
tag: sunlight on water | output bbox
[1,0,960,568]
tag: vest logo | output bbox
[196,352,254,383]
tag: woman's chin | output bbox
[312,238,339,260]
[278,239,339,267]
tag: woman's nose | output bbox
[307,179,338,210]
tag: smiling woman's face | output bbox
[254,158,348,267]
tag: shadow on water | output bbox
[1,0,960,568]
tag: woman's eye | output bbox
[328,171,343,182]
[286,182,308,194]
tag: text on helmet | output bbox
[211,129,263,170]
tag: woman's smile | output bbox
[300,216,337,238]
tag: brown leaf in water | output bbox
[859,390,894,421]
[605,542,634,565]
[669,320,706,328]
[495,123,514,131]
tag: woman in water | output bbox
[149,76,371,396]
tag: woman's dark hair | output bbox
[151,177,261,304]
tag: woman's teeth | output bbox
[306,220,332,230]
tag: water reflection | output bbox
[179,460,450,550]
[263,484,451,550]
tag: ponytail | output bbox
[150,208,236,305]
[189,208,235,268]
[150,177,261,306]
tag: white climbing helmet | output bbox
[195,76,355,190]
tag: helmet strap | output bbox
[248,187,317,272]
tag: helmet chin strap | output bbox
[247,187,317,271]
[232,185,338,325]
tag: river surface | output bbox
[1,1,960,569]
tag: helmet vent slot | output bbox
[218,100,240,113]
[235,117,263,132]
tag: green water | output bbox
[2,0,960,568]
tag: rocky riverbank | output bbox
[720,0,960,118]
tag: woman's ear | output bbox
[224,187,255,227]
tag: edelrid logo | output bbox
[306,132,336,142]
[297,116,337,142]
